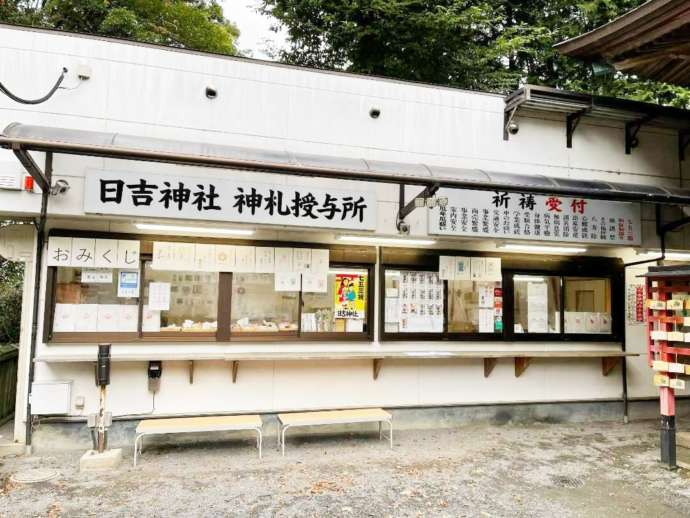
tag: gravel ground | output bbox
[2,419,690,517]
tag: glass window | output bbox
[53,268,138,333]
[448,280,502,334]
[513,275,561,334]
[143,263,218,333]
[384,270,444,333]
[302,269,369,333]
[230,273,299,333]
[564,277,612,334]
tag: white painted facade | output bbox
[0,24,688,445]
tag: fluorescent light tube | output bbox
[497,243,587,254]
[135,223,254,236]
[337,235,436,246]
[513,275,546,282]
[637,250,690,261]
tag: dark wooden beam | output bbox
[514,357,531,378]
[484,358,497,378]
[373,358,383,380]
[602,357,620,377]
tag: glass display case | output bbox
[230,273,299,334]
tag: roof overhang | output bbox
[504,84,690,157]
[3,122,690,206]
[555,0,690,86]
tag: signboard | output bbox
[84,170,377,230]
[334,274,367,319]
[429,188,641,245]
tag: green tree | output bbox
[0,257,24,344]
[0,0,239,55]
[261,0,690,107]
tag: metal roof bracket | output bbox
[566,109,589,148]
[397,183,440,232]
[625,115,655,154]
[503,106,518,141]
[11,144,49,191]
[679,129,690,162]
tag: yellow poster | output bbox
[334,274,367,319]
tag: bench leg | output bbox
[281,425,290,457]
[388,420,393,449]
[256,428,263,459]
[378,421,382,440]
[133,434,144,467]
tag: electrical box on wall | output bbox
[30,380,72,414]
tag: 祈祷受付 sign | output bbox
[429,188,641,245]
[84,170,377,230]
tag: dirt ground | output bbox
[2,419,690,517]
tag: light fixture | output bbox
[497,243,587,254]
[135,223,254,236]
[637,250,690,261]
[337,235,436,246]
[513,275,546,283]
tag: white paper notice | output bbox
[438,256,455,280]
[148,282,171,311]
[119,305,139,332]
[53,303,76,332]
[294,249,312,273]
[302,273,327,293]
[152,241,173,270]
[479,308,494,333]
[81,269,112,283]
[345,319,364,332]
[478,284,495,308]
[485,257,502,281]
[274,247,294,273]
[527,282,548,333]
[214,245,236,271]
[97,304,121,332]
[234,246,256,272]
[95,239,118,268]
[470,257,486,281]
[172,242,195,270]
[454,257,471,281]
[142,305,161,332]
[385,298,400,323]
[70,238,96,268]
[275,272,301,292]
[194,244,216,271]
[117,240,140,269]
[310,249,329,274]
[47,237,72,267]
[255,247,275,273]
[74,304,98,332]
[117,270,140,298]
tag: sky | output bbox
[222,0,287,60]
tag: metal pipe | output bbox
[24,151,51,449]
[2,137,690,204]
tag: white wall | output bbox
[0,25,686,429]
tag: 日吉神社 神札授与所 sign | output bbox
[83,170,377,230]
[429,188,641,245]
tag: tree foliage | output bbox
[0,257,23,345]
[0,0,239,55]
[261,0,690,107]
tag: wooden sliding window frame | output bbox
[378,247,623,343]
[44,230,376,344]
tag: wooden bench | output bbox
[277,408,392,456]
[133,415,263,466]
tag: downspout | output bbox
[24,152,51,451]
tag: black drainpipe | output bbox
[24,152,51,450]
